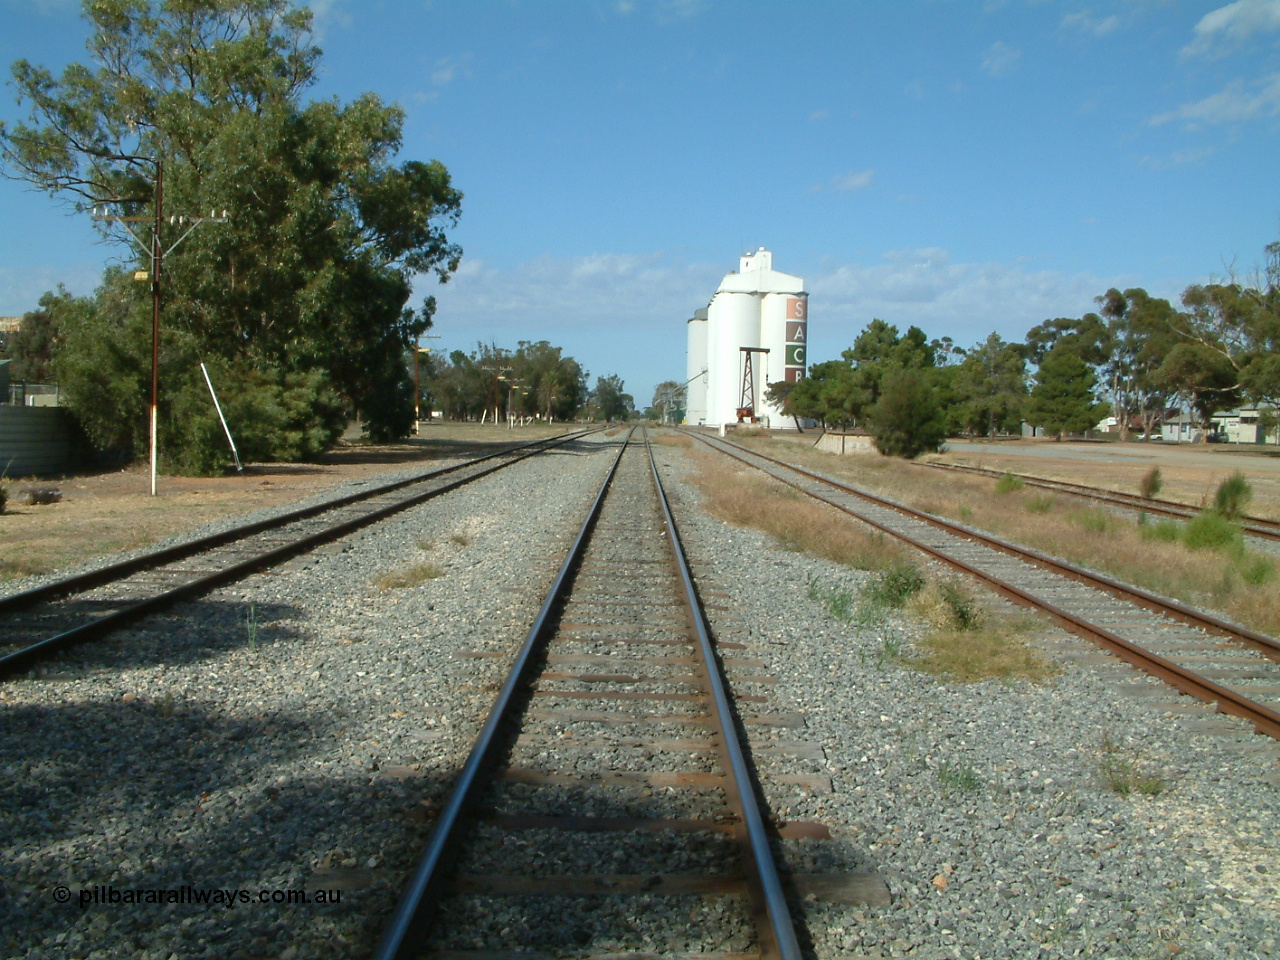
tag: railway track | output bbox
[916,459,1280,542]
[690,432,1280,742]
[0,430,593,677]
[374,428,878,960]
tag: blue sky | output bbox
[2,0,1278,407]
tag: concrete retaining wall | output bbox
[813,432,877,456]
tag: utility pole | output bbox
[94,159,227,495]
[413,334,442,434]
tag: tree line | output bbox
[772,237,1280,458]
[421,341,634,423]
[0,0,460,473]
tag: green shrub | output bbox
[1025,494,1055,513]
[1181,512,1242,553]
[1139,467,1163,499]
[864,562,926,609]
[867,367,947,459]
[1213,471,1253,519]
[994,473,1024,494]
[1240,555,1274,586]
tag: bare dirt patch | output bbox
[0,422,575,584]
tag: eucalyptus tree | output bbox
[952,332,1027,438]
[0,0,461,467]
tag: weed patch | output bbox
[936,760,982,792]
[1137,515,1180,543]
[376,562,444,589]
[1069,507,1116,535]
[995,473,1024,494]
[1025,494,1055,514]
[863,562,925,609]
[1099,738,1167,796]
[807,579,857,622]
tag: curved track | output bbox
[916,459,1280,543]
[690,432,1280,741]
[0,430,593,677]
[374,429,812,960]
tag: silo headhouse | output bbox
[685,249,807,428]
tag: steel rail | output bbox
[371,429,632,960]
[0,431,595,678]
[703,434,1280,663]
[0,430,591,616]
[691,433,1280,742]
[644,430,803,960]
[916,460,1280,541]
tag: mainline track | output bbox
[915,459,1280,542]
[0,430,592,677]
[691,432,1280,742]
[374,429,809,960]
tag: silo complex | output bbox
[684,249,807,428]
[685,308,708,425]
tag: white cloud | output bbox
[1149,71,1280,127]
[1061,11,1121,37]
[831,170,875,192]
[807,249,1117,350]
[981,41,1021,77]
[418,248,1134,398]
[1182,0,1280,58]
[808,109,829,122]
[1139,147,1218,169]
[430,54,472,87]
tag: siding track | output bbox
[373,428,814,960]
[916,459,1280,543]
[0,430,593,677]
[689,432,1280,742]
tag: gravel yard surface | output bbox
[2,432,1278,959]
[653,440,1280,960]
[0,434,617,959]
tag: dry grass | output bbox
[375,562,444,590]
[738,438,1280,639]
[904,581,1056,684]
[686,446,907,570]
[650,433,693,448]
[686,442,1055,683]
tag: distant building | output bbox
[685,249,808,428]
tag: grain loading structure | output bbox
[685,249,807,428]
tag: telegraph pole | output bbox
[93,159,227,495]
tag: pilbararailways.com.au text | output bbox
[57,885,341,909]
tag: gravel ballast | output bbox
[1,431,1277,959]
[652,438,1280,960]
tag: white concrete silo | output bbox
[692,249,807,428]
[685,308,708,425]
[706,289,761,425]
